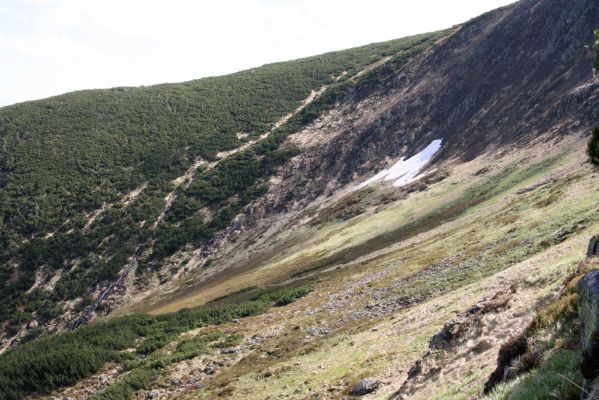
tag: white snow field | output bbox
[355,139,442,190]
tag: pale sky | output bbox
[0,0,517,107]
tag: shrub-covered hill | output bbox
[0,33,440,241]
[0,31,448,333]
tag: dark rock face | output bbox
[407,360,422,379]
[352,378,380,396]
[255,0,599,217]
[346,0,599,164]
[581,331,599,380]
[429,320,460,349]
[577,270,599,398]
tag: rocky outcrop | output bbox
[483,334,529,394]
[228,0,599,240]
[578,270,599,398]
[397,290,514,399]
[578,237,599,400]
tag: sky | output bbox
[0,0,517,107]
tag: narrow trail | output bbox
[154,85,327,229]
[70,84,328,329]
[351,56,392,79]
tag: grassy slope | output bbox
[0,31,448,330]
[483,258,594,400]
[140,134,585,315]
[121,134,597,399]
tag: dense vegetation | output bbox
[0,283,312,400]
[151,31,449,262]
[0,30,448,331]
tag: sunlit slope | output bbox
[94,134,599,399]
[139,133,596,318]
[179,138,597,399]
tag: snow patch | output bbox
[355,139,442,190]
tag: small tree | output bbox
[588,127,599,165]
[595,30,599,72]
[588,31,599,166]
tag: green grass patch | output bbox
[487,350,582,400]
[483,260,595,400]
[292,155,564,279]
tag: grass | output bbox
[514,350,582,399]
[483,259,597,400]
[486,350,582,400]
[148,148,571,314]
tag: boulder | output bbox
[577,270,599,398]
[220,346,243,354]
[407,360,422,379]
[352,378,380,396]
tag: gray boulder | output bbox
[577,270,599,398]
[352,378,380,396]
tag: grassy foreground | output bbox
[132,135,599,399]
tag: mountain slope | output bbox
[0,31,448,336]
[133,0,599,316]
[1,0,599,399]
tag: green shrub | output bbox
[260,283,315,306]
[594,29,599,72]
[588,127,599,166]
[173,332,223,359]
[87,367,159,400]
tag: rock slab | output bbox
[577,270,599,399]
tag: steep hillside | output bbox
[131,0,599,316]
[0,31,448,337]
[1,0,599,399]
